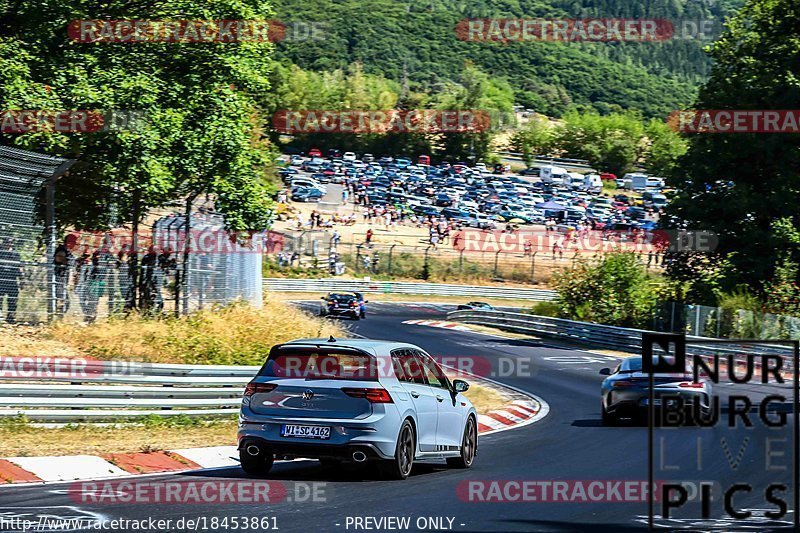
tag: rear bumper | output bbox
[238,412,400,460]
[326,308,359,317]
[238,437,391,461]
[606,390,711,416]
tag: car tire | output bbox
[381,420,415,480]
[447,416,477,469]
[352,313,360,321]
[601,405,615,426]
[239,447,274,476]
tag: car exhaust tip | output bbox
[246,444,261,457]
[352,450,367,463]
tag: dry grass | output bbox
[46,296,345,365]
[0,324,83,359]
[459,381,509,414]
[0,418,238,457]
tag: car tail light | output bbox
[350,301,356,307]
[611,380,636,388]
[342,387,393,403]
[244,382,277,397]
[679,382,705,388]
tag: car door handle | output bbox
[410,391,420,398]
[436,395,444,402]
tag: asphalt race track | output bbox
[0,302,796,532]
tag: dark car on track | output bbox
[456,301,494,310]
[319,292,368,320]
[599,356,712,425]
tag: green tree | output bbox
[553,111,645,176]
[666,0,800,292]
[642,119,687,177]
[511,116,554,166]
[1,0,277,232]
[552,252,659,328]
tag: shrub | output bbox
[528,301,560,317]
[552,252,659,328]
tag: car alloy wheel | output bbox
[397,423,414,477]
[382,420,415,480]
[447,416,476,468]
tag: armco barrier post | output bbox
[422,246,432,280]
[387,244,396,276]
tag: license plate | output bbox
[281,425,331,439]
[641,398,677,407]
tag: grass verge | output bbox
[46,297,345,365]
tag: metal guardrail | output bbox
[0,362,260,422]
[264,278,556,300]
[448,310,797,371]
[497,152,595,171]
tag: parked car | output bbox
[435,193,453,207]
[290,187,324,202]
[343,152,357,162]
[238,338,478,479]
[308,147,323,158]
[290,178,327,194]
[519,167,540,176]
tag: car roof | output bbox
[283,337,419,354]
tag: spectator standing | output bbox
[139,246,160,313]
[53,238,73,317]
[0,238,21,323]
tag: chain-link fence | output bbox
[0,146,72,323]
[654,301,800,340]
[265,229,664,285]
[0,145,264,324]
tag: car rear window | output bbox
[259,346,378,380]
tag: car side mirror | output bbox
[453,379,469,393]
[599,368,611,376]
